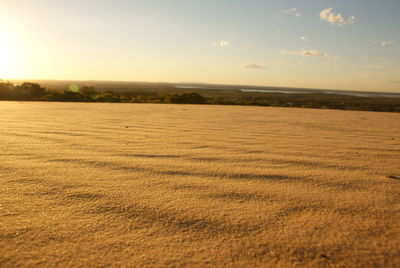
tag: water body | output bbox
[240,89,310,94]
[321,91,400,98]
[175,85,400,98]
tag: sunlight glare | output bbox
[0,36,16,78]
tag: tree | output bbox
[168,92,206,104]
[0,82,14,99]
[15,83,46,100]
[80,86,97,97]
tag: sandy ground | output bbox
[0,101,399,267]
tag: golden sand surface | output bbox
[0,101,399,267]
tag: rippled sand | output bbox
[0,102,399,267]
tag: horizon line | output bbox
[3,78,400,95]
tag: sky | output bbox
[0,0,399,92]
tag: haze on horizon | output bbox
[0,0,399,93]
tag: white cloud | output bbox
[213,40,230,47]
[279,8,301,17]
[362,57,386,61]
[300,36,308,41]
[320,8,355,26]
[380,41,393,46]
[348,16,356,24]
[281,49,339,59]
[281,49,321,56]
[241,64,267,69]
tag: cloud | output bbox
[275,60,286,65]
[279,8,301,17]
[320,8,355,26]
[380,41,393,46]
[213,40,230,47]
[241,64,267,69]
[281,49,322,56]
[362,57,386,61]
[321,62,334,66]
[300,36,308,41]
[281,49,339,59]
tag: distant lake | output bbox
[175,85,400,98]
[240,89,310,94]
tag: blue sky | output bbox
[0,0,399,92]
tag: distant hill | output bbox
[9,79,400,98]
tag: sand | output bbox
[0,101,399,267]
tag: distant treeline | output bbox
[0,81,399,112]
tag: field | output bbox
[0,101,399,267]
